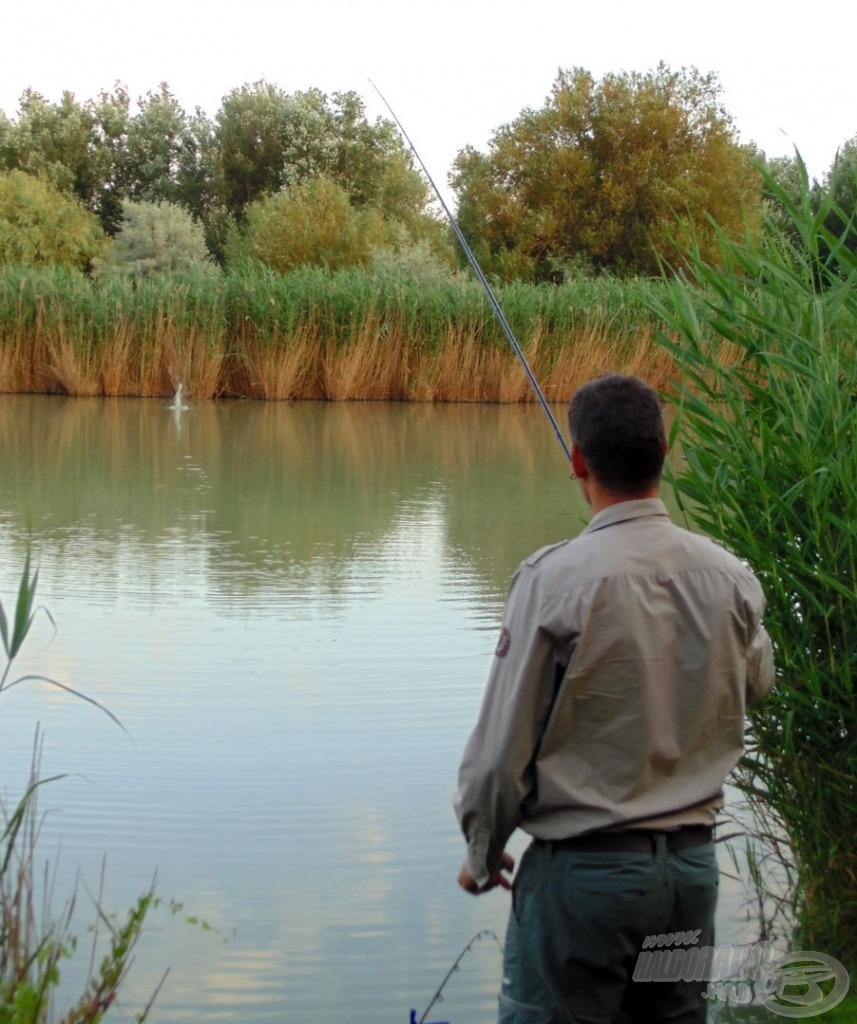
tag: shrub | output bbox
[0,170,107,270]
[225,177,388,272]
[106,199,215,277]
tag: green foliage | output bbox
[0,81,437,263]
[1,556,163,1022]
[226,177,388,272]
[760,153,816,248]
[453,63,762,280]
[213,81,323,213]
[106,199,214,277]
[822,137,857,262]
[654,156,857,966]
[0,258,663,361]
[329,90,429,227]
[119,84,209,212]
[817,994,857,1024]
[0,88,131,235]
[212,83,430,224]
[0,170,107,270]
[216,84,445,271]
[0,90,108,207]
[370,239,459,286]
[0,549,50,671]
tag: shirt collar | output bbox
[581,497,671,535]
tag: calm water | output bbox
[0,396,764,1023]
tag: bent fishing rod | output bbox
[370,83,572,465]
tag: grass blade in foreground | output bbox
[0,556,163,1021]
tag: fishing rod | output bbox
[370,83,572,465]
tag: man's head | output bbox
[568,375,667,499]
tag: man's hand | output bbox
[457,851,515,894]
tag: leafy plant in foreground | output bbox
[1,554,163,1022]
[654,156,857,967]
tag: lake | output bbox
[0,395,768,1023]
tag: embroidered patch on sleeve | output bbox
[495,627,511,658]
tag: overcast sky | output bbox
[3,0,855,201]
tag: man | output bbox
[454,374,774,1024]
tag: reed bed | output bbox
[658,163,857,965]
[0,263,675,401]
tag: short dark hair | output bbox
[568,375,666,494]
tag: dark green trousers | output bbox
[499,835,718,1024]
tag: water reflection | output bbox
[0,396,585,601]
[0,396,758,1024]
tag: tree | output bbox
[213,83,432,226]
[0,90,100,203]
[330,90,428,225]
[0,81,440,260]
[107,199,213,276]
[114,85,219,235]
[0,86,132,235]
[0,169,107,269]
[120,85,190,206]
[452,65,762,280]
[87,86,132,233]
[225,176,387,272]
[213,82,332,216]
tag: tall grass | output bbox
[654,159,857,967]
[0,263,674,401]
[1,554,164,1021]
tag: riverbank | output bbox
[0,264,677,400]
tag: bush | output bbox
[105,199,215,277]
[225,176,388,272]
[0,170,107,270]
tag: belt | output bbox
[537,825,713,854]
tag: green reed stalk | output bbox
[653,157,857,967]
[1,556,164,1021]
[0,263,667,399]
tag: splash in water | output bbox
[170,383,189,411]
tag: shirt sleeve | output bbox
[743,568,775,705]
[746,620,775,705]
[453,563,559,887]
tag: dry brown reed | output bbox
[0,332,32,393]
[160,326,226,399]
[321,314,410,401]
[409,327,509,402]
[39,317,228,399]
[44,326,102,395]
[0,293,49,393]
[545,324,678,400]
[1,318,679,403]
[231,323,323,400]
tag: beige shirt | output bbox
[454,498,775,887]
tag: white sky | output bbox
[3,0,855,204]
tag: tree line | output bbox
[0,69,854,281]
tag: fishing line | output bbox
[370,82,572,465]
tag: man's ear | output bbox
[571,444,588,480]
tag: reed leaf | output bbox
[654,155,857,966]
